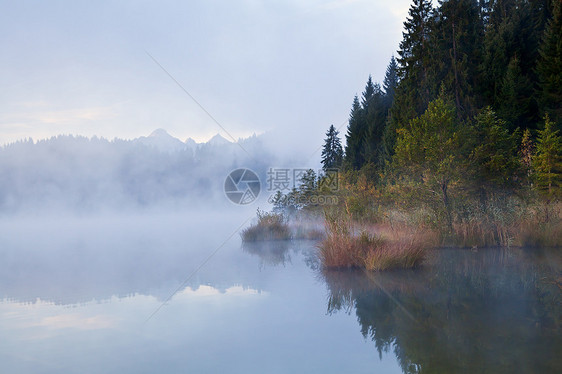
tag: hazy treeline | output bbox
[0,133,273,213]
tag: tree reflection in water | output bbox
[321,248,561,373]
[242,241,293,268]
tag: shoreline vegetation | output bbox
[241,209,324,242]
[319,207,433,271]
[244,0,561,270]
[243,196,560,271]
[241,209,292,242]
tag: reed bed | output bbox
[318,210,435,270]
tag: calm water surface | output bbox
[0,212,560,373]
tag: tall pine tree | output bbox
[361,75,376,109]
[383,56,399,105]
[480,0,544,129]
[470,106,521,191]
[321,125,344,170]
[394,0,434,122]
[362,58,399,169]
[344,96,366,169]
[362,80,385,167]
[386,0,434,163]
[431,0,484,118]
[536,0,562,127]
[497,55,533,130]
[533,114,562,196]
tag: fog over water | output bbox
[0,130,295,214]
[0,209,255,304]
[0,129,316,306]
[1,133,395,373]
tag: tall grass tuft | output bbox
[318,209,361,267]
[516,202,562,247]
[241,209,292,242]
[318,207,432,270]
[362,228,431,271]
[450,199,562,248]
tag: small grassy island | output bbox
[241,209,292,242]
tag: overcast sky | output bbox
[0,0,410,154]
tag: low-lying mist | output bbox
[0,130,316,305]
[0,132,291,214]
[0,208,267,305]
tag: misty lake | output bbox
[0,210,560,373]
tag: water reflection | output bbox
[242,241,293,268]
[0,211,267,305]
[0,214,402,374]
[2,211,559,373]
[242,240,321,271]
[321,248,562,373]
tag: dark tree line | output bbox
[336,0,561,179]
[341,57,399,172]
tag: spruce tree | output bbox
[470,107,521,190]
[394,0,434,121]
[271,190,286,214]
[360,58,399,170]
[299,169,317,194]
[386,0,434,163]
[344,96,366,169]
[362,81,386,167]
[431,0,484,118]
[361,75,376,109]
[536,0,562,126]
[321,125,344,170]
[533,115,562,196]
[480,0,544,128]
[383,56,399,105]
[497,56,533,130]
[480,0,516,109]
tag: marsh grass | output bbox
[241,209,292,242]
[362,228,433,270]
[242,240,292,266]
[450,200,562,248]
[319,208,433,270]
[516,202,562,247]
